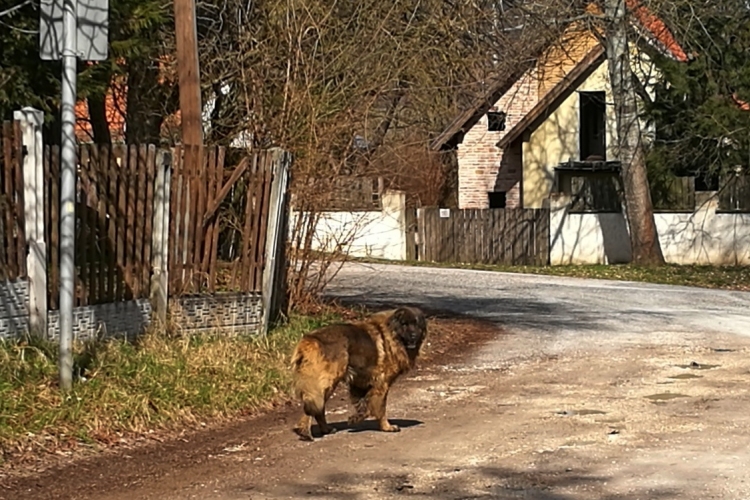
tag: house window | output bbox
[487,111,507,132]
[579,91,606,161]
[488,191,507,208]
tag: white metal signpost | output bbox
[39,0,108,391]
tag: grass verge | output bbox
[351,257,750,291]
[0,312,340,465]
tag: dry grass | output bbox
[0,313,340,463]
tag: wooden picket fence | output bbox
[719,174,750,212]
[0,120,26,281]
[44,144,163,308]
[417,207,550,265]
[167,146,274,295]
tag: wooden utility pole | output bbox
[173,0,203,145]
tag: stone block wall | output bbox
[0,282,264,340]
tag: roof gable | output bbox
[495,44,606,149]
[430,1,688,151]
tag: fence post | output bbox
[260,148,292,336]
[150,150,172,327]
[14,107,47,340]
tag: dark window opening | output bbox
[569,174,621,213]
[487,111,507,132]
[488,191,507,208]
[579,91,606,161]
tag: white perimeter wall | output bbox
[550,193,750,266]
[289,190,408,261]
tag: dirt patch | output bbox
[0,314,501,500]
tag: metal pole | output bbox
[59,0,78,392]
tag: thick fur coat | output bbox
[290,306,428,441]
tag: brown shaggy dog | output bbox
[290,306,427,441]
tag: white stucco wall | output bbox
[289,190,409,261]
[550,194,750,265]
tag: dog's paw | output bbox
[293,426,315,441]
[347,414,366,426]
[380,423,400,433]
[320,426,337,436]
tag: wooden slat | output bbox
[49,145,61,308]
[253,153,273,291]
[85,146,100,304]
[201,147,217,282]
[133,145,148,298]
[174,147,189,295]
[95,145,109,303]
[115,144,127,301]
[142,144,157,297]
[2,121,16,278]
[208,147,225,292]
[168,146,182,295]
[239,154,260,291]
[192,145,207,291]
[418,209,426,262]
[78,145,91,306]
[106,146,118,302]
[12,121,25,277]
[486,210,495,264]
[496,208,513,264]
[184,145,199,293]
[124,144,137,299]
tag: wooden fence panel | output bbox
[417,207,550,266]
[719,174,750,212]
[166,146,274,296]
[0,120,26,281]
[44,144,160,308]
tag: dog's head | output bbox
[388,306,427,351]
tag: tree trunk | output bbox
[604,0,665,265]
[125,60,166,144]
[88,93,112,144]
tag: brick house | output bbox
[430,1,689,210]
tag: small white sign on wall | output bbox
[439,208,450,218]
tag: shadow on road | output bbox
[301,419,424,440]
[245,464,677,499]
[325,285,677,336]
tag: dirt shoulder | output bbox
[0,313,500,500]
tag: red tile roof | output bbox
[625,0,688,62]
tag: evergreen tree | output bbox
[645,5,750,190]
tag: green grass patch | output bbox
[352,257,750,291]
[0,313,338,461]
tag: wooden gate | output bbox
[0,120,26,281]
[167,147,276,295]
[417,207,550,266]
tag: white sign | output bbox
[40,0,109,61]
[439,208,450,218]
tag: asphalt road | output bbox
[325,262,750,354]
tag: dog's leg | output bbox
[347,384,370,426]
[295,389,337,440]
[293,414,314,441]
[368,385,400,433]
